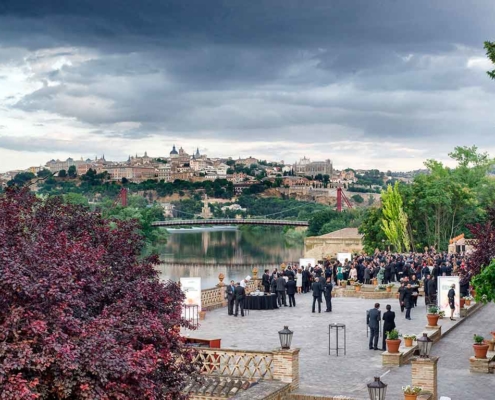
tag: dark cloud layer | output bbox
[0,0,494,165]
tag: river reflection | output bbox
[157,227,303,288]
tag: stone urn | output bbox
[473,342,490,359]
[386,339,401,353]
[217,273,225,287]
[426,314,440,327]
[252,267,258,280]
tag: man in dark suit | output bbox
[427,276,437,305]
[404,284,413,320]
[286,276,297,307]
[311,277,323,313]
[324,277,333,312]
[262,269,270,293]
[226,280,236,315]
[234,282,245,317]
[367,303,381,350]
[276,273,287,307]
[382,304,396,350]
[302,267,310,293]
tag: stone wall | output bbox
[304,236,363,259]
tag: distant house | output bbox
[304,228,364,259]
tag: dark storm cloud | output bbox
[1,0,494,149]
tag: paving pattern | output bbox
[187,291,495,399]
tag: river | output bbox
[156,226,304,289]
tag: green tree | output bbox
[64,193,89,206]
[485,41,495,79]
[381,182,410,252]
[351,194,364,204]
[58,169,67,178]
[7,172,35,187]
[68,165,77,178]
[359,207,387,253]
[37,169,52,178]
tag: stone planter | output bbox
[460,298,465,308]
[404,394,418,400]
[465,299,471,306]
[426,314,440,327]
[473,343,490,359]
[386,339,401,353]
[404,337,414,347]
[355,285,362,292]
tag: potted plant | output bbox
[402,334,416,347]
[464,295,473,306]
[349,277,357,286]
[375,284,386,292]
[473,334,489,359]
[438,311,445,319]
[386,329,401,353]
[354,282,363,292]
[341,280,347,288]
[460,296,465,309]
[386,283,394,293]
[487,340,495,352]
[372,277,378,286]
[402,385,422,400]
[426,305,440,327]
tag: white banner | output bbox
[437,276,460,318]
[299,258,316,268]
[180,277,202,321]
[337,253,352,264]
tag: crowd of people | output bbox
[227,249,475,352]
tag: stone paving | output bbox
[187,291,492,399]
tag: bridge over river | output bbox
[151,218,309,227]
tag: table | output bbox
[244,294,279,310]
[329,323,346,356]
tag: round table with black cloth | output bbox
[244,294,279,310]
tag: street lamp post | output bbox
[367,376,387,400]
[278,326,294,350]
[416,332,433,358]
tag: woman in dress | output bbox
[296,269,303,294]
[349,265,358,282]
[337,265,344,286]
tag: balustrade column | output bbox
[272,348,300,391]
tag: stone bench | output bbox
[469,350,495,374]
[382,343,418,366]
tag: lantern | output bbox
[367,376,387,400]
[278,326,293,349]
[417,332,433,358]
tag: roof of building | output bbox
[170,145,178,155]
[319,227,363,239]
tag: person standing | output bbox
[311,277,323,313]
[382,304,396,350]
[404,284,413,320]
[302,267,310,293]
[398,282,406,312]
[276,273,287,307]
[226,280,236,316]
[296,269,303,294]
[367,303,381,350]
[262,269,270,293]
[324,277,333,312]
[286,276,297,307]
[448,283,456,321]
[427,276,437,305]
[337,264,344,286]
[234,282,245,317]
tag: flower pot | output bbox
[491,331,495,340]
[460,298,465,308]
[487,340,495,352]
[471,289,476,298]
[372,278,378,286]
[341,283,347,288]
[355,285,361,292]
[404,394,418,400]
[426,314,440,327]
[386,339,401,353]
[473,343,489,359]
[386,287,392,293]
[404,338,414,347]
[465,299,471,306]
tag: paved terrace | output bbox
[187,291,493,399]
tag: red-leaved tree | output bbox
[467,206,495,275]
[0,188,197,399]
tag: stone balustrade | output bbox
[201,275,260,311]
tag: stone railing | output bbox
[194,349,275,380]
[201,274,261,311]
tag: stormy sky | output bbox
[0,0,494,172]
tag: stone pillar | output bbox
[411,357,439,400]
[272,348,300,391]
